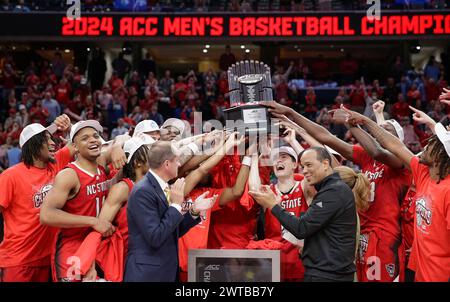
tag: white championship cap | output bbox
[384,119,404,142]
[70,120,103,143]
[435,122,450,158]
[134,120,160,137]
[134,131,156,145]
[161,118,185,134]
[19,123,57,148]
[271,146,298,163]
[123,137,147,163]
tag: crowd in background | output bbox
[0,44,450,170]
[0,0,448,13]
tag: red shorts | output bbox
[356,230,403,282]
[0,257,51,282]
[53,237,85,282]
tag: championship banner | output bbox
[0,11,449,41]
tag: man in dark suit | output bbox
[125,141,214,282]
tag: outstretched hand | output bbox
[439,87,450,106]
[248,185,280,210]
[409,106,436,127]
[192,191,218,214]
[340,105,366,126]
[260,101,294,118]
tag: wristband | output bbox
[242,156,252,167]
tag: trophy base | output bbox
[223,104,272,136]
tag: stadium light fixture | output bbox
[240,45,245,49]
[205,45,210,49]
[245,49,250,53]
[203,49,208,53]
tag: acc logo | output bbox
[205,264,220,271]
[416,198,432,229]
[33,184,53,208]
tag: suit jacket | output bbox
[124,172,200,282]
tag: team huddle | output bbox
[0,95,449,282]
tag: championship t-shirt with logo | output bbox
[0,147,72,267]
[265,181,309,280]
[408,156,450,282]
[352,145,411,239]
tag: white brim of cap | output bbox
[70,120,103,142]
[435,123,450,158]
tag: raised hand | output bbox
[409,106,436,127]
[54,114,72,132]
[340,105,366,126]
[329,108,349,125]
[192,191,218,213]
[372,100,385,115]
[111,145,127,169]
[282,126,297,144]
[248,185,279,209]
[260,101,294,117]
[439,87,450,105]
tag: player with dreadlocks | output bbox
[0,115,74,282]
[342,104,450,282]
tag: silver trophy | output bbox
[224,60,274,136]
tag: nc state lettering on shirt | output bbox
[281,197,303,210]
[86,180,110,196]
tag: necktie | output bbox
[163,187,170,205]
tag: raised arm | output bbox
[344,108,414,169]
[263,101,354,160]
[218,156,251,206]
[372,100,386,124]
[178,131,226,176]
[280,125,304,156]
[349,124,404,169]
[183,132,243,196]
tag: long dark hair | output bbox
[123,144,149,181]
[21,131,51,168]
[427,135,450,183]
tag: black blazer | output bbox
[124,172,200,282]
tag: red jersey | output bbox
[0,147,72,267]
[401,188,416,252]
[265,181,308,280]
[54,162,109,281]
[408,157,450,282]
[352,145,411,240]
[207,154,270,249]
[178,187,223,281]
